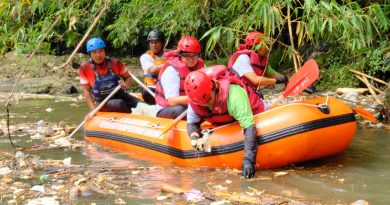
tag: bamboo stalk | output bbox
[354,74,383,104]
[349,69,390,86]
[287,5,299,73]
[54,0,112,70]
[370,83,384,95]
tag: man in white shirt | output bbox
[154,36,204,119]
[139,30,167,104]
[228,32,288,94]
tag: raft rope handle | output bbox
[93,116,165,129]
[92,96,331,135]
[207,97,331,133]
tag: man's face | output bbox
[197,91,215,108]
[90,48,106,64]
[149,40,164,54]
[256,46,268,57]
[181,53,199,68]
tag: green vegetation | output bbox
[0,0,389,89]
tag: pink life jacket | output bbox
[227,49,268,88]
[155,57,204,107]
[190,65,264,124]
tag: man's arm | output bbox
[243,72,277,86]
[227,85,254,129]
[82,85,95,110]
[167,96,188,106]
[147,64,164,76]
[161,66,188,106]
[140,54,162,75]
[226,85,258,179]
[121,74,132,90]
[233,54,277,86]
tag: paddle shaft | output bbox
[67,85,122,138]
[159,110,188,137]
[128,72,155,98]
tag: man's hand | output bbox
[242,160,255,179]
[275,75,289,84]
[189,131,211,152]
[190,132,200,148]
[303,86,316,94]
[84,112,95,121]
[119,81,129,90]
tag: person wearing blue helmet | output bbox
[79,37,141,119]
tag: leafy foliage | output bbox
[0,0,389,89]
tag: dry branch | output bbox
[354,74,383,104]
[349,69,390,87]
[54,0,112,70]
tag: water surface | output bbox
[2,98,390,204]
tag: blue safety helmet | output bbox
[86,37,106,52]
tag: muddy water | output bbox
[2,98,390,204]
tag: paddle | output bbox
[311,93,378,124]
[158,110,187,137]
[269,59,320,108]
[352,106,377,123]
[128,71,156,98]
[67,85,122,138]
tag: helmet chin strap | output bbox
[89,56,109,66]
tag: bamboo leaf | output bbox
[320,1,331,11]
[225,29,234,51]
[371,4,388,30]
[365,17,373,45]
[297,21,304,47]
[321,19,328,33]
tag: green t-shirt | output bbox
[265,65,277,76]
[227,84,254,129]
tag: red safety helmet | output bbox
[178,36,201,53]
[245,31,265,47]
[184,71,212,105]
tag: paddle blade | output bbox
[283,59,320,97]
[353,106,377,124]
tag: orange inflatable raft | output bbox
[84,97,357,169]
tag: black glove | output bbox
[242,160,255,179]
[303,86,316,94]
[275,75,289,84]
[241,124,258,179]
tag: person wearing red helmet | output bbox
[185,65,266,179]
[79,37,141,120]
[139,30,168,105]
[154,36,204,119]
[228,31,288,93]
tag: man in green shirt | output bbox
[185,68,266,179]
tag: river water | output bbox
[2,98,390,204]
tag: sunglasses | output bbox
[181,54,199,60]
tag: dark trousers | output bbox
[156,105,187,119]
[141,87,156,105]
[99,89,139,113]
